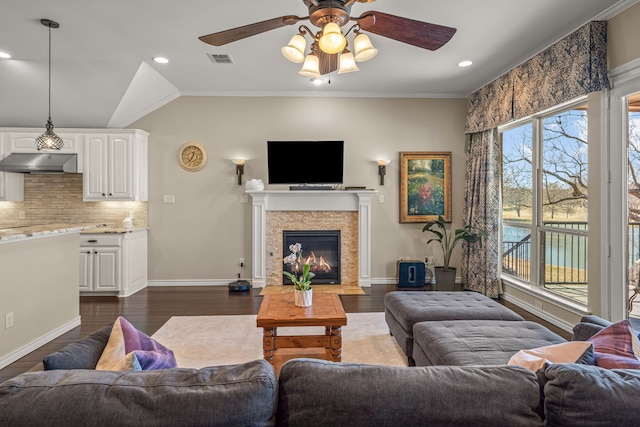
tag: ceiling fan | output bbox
[199,0,456,77]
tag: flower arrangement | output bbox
[283,242,315,291]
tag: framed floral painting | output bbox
[399,151,452,223]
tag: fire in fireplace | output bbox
[282,230,341,284]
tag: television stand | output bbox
[289,185,334,191]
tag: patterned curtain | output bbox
[465,21,608,134]
[461,129,502,298]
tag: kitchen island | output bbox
[0,223,101,369]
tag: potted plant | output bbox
[422,215,487,288]
[283,243,315,307]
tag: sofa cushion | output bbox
[507,341,595,371]
[412,320,566,366]
[0,360,277,427]
[542,363,640,427]
[587,319,640,369]
[96,316,176,371]
[278,359,543,427]
[43,323,113,370]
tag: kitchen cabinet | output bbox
[0,134,23,201]
[83,130,148,201]
[4,130,82,156]
[79,229,148,297]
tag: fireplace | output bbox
[283,230,341,284]
[248,190,375,288]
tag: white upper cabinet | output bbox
[6,131,82,156]
[83,130,148,201]
[0,134,24,201]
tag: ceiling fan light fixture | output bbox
[281,34,307,63]
[353,32,378,62]
[318,22,346,54]
[298,53,321,78]
[338,49,359,74]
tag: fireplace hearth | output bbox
[283,230,341,284]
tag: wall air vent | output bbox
[207,54,234,64]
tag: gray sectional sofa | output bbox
[1,299,639,426]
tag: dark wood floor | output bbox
[0,285,571,383]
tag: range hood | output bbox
[0,153,77,174]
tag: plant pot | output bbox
[434,267,458,291]
[294,289,313,307]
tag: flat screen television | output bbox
[267,141,344,185]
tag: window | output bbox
[501,101,588,305]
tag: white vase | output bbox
[294,289,313,307]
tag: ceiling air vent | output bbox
[207,53,234,64]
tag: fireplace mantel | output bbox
[247,190,375,288]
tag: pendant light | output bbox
[35,19,64,151]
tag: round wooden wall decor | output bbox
[178,142,207,172]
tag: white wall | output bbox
[0,233,80,368]
[131,96,469,283]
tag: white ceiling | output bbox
[0,0,635,129]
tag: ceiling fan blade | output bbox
[199,15,305,46]
[353,11,456,51]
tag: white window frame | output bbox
[499,96,590,311]
[607,59,640,321]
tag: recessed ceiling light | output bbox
[0,52,11,59]
[153,57,169,64]
[458,60,473,67]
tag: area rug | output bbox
[151,312,407,369]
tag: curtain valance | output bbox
[465,21,608,134]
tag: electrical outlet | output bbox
[239,258,245,267]
[534,300,543,310]
[5,312,14,329]
[240,195,249,204]
[378,195,385,203]
[162,195,176,204]
[18,211,25,219]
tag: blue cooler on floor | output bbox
[397,261,426,287]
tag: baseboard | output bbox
[0,316,81,370]
[148,280,233,287]
[501,293,574,333]
[374,276,462,285]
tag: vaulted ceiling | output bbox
[0,0,633,129]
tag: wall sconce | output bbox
[377,160,390,185]
[233,159,245,185]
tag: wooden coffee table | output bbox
[256,293,347,372]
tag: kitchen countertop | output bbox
[80,226,147,234]
[0,223,146,242]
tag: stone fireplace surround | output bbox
[247,190,374,288]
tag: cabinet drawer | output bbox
[80,235,122,246]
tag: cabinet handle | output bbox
[94,251,98,254]
[102,193,106,197]
[109,193,113,196]
[85,251,91,254]
[87,239,98,243]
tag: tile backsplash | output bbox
[0,174,147,228]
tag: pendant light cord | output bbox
[47,23,52,120]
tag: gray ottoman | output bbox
[412,320,567,366]
[384,291,524,365]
